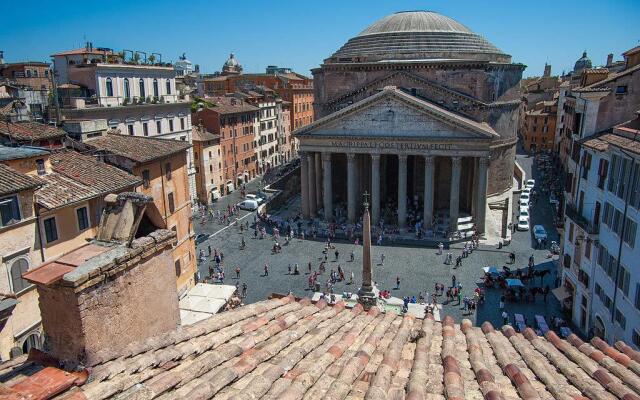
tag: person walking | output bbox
[438,242,444,255]
[380,253,385,266]
[350,251,355,262]
[396,276,400,289]
[349,271,354,285]
[242,283,247,298]
[235,266,240,279]
[207,244,212,256]
[502,310,509,325]
[264,264,269,277]
[499,295,505,310]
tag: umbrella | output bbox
[506,279,524,287]
[483,266,499,275]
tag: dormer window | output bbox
[36,159,45,175]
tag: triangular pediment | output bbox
[296,87,498,140]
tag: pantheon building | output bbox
[295,11,524,233]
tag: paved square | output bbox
[195,153,565,329]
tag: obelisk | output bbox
[358,192,377,310]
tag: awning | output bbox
[552,286,572,302]
[179,283,237,326]
[506,279,524,287]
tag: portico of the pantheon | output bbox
[294,11,524,234]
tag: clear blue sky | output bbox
[1,0,639,78]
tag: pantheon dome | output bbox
[329,11,511,63]
[301,10,524,233]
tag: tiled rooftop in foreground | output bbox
[1,295,639,399]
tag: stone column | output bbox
[449,156,462,231]
[476,157,489,234]
[423,156,435,228]
[300,152,309,218]
[358,202,377,310]
[397,155,407,229]
[322,152,333,220]
[314,153,322,209]
[371,154,381,225]
[308,153,317,217]
[347,153,357,223]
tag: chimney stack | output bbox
[24,193,179,368]
[606,53,614,66]
[543,63,551,77]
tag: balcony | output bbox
[565,202,599,235]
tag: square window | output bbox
[76,207,89,231]
[43,217,58,243]
[142,169,150,189]
[0,196,21,227]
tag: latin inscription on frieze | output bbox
[329,141,454,151]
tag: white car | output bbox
[525,179,535,189]
[245,194,263,204]
[521,187,532,195]
[519,193,530,207]
[238,199,259,211]
[519,207,530,222]
[517,216,530,231]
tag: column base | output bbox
[357,289,378,311]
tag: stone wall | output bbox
[263,167,301,213]
[37,230,179,367]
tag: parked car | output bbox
[245,194,263,204]
[525,179,535,189]
[518,206,530,222]
[521,187,532,195]
[519,193,530,207]
[195,233,209,244]
[517,216,530,231]
[238,199,259,211]
[533,225,548,241]
[549,195,559,206]
[210,187,221,202]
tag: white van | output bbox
[210,187,220,202]
[238,199,259,211]
[226,180,235,194]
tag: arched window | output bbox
[105,77,113,97]
[123,78,130,99]
[153,79,159,98]
[166,79,171,94]
[139,79,146,99]
[21,332,42,355]
[10,258,29,293]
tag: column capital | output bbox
[451,156,462,168]
[479,156,490,167]
[321,152,332,162]
[398,154,408,164]
[424,155,435,166]
[347,153,357,162]
[370,153,381,161]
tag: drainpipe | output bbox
[34,204,46,263]
[158,163,169,220]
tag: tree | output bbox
[148,54,156,64]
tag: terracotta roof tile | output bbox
[0,163,42,196]
[84,133,191,164]
[0,122,67,143]
[3,297,640,399]
[34,150,140,209]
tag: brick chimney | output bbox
[606,53,614,66]
[543,63,551,77]
[24,193,179,368]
